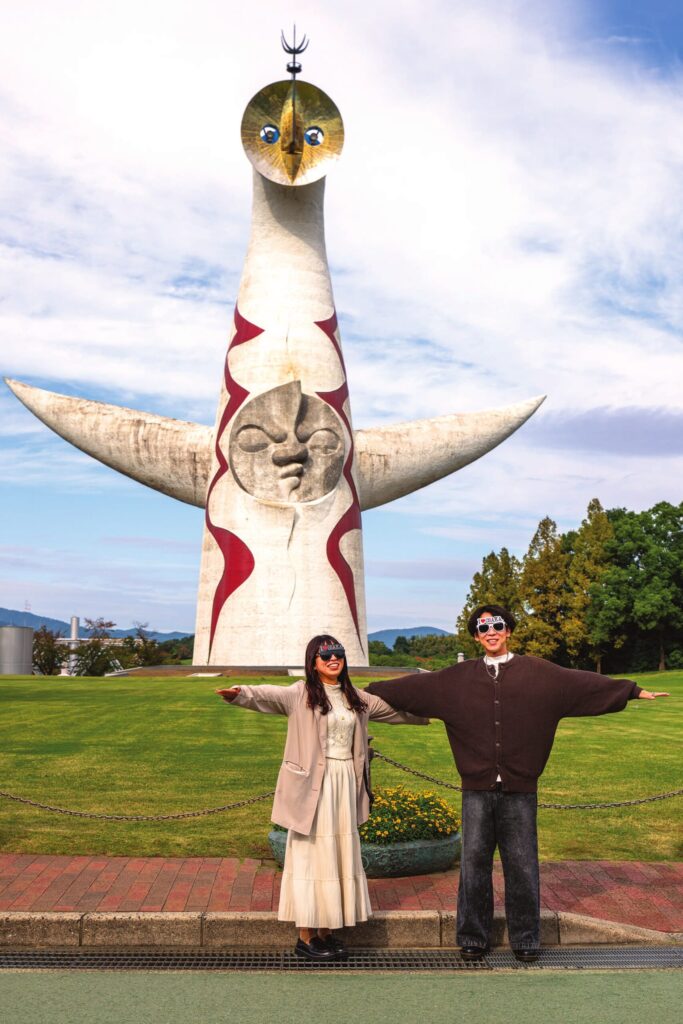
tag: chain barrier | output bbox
[371,751,683,810]
[0,751,680,820]
[0,789,274,822]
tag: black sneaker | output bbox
[295,936,337,961]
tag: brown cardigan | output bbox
[365,655,641,793]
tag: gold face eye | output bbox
[241,80,344,186]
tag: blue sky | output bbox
[2,0,683,635]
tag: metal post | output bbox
[68,616,79,675]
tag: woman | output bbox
[216,634,428,961]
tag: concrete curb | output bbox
[0,910,680,949]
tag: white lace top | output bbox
[324,684,355,759]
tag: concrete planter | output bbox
[268,829,460,878]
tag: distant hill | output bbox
[368,626,452,648]
[0,608,190,643]
[0,608,448,649]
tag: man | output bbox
[365,604,668,962]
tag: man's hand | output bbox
[216,687,241,702]
[637,689,669,700]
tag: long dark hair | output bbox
[304,634,367,715]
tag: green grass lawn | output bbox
[0,671,680,860]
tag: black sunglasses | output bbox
[318,645,345,661]
[476,622,506,635]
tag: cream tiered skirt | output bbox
[278,757,372,929]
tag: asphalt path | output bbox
[2,970,682,1024]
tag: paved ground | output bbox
[1,856,681,932]
[2,971,682,1024]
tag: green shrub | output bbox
[359,786,460,845]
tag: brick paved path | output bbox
[0,857,681,932]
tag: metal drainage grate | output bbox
[486,947,683,970]
[0,948,485,972]
[0,947,680,972]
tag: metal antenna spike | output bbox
[281,27,309,55]
[281,26,309,77]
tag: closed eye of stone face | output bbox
[236,426,283,452]
[305,428,341,454]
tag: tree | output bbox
[562,498,613,670]
[73,618,119,677]
[453,499,682,673]
[592,502,683,671]
[408,634,460,659]
[454,547,522,657]
[83,617,115,638]
[633,502,683,670]
[32,626,65,676]
[393,635,411,655]
[368,640,392,657]
[121,622,160,668]
[516,517,568,659]
[156,635,194,663]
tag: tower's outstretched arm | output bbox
[5,378,212,507]
[5,379,544,511]
[355,396,545,510]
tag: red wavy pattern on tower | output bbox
[315,312,363,647]
[205,306,264,654]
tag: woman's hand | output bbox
[216,687,241,702]
[637,689,669,699]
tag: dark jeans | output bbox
[457,789,540,949]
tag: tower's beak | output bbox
[280,98,304,182]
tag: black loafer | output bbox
[459,945,489,962]
[295,936,337,961]
[513,948,540,963]
[322,933,349,959]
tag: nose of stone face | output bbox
[271,439,309,466]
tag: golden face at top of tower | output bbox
[241,80,344,187]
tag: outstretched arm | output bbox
[216,683,297,716]
[557,665,649,718]
[637,689,669,700]
[365,667,453,720]
[363,691,429,725]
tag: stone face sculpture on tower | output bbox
[5,35,544,666]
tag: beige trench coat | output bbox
[229,680,428,835]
